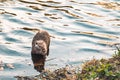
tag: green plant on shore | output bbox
[77,47,120,80]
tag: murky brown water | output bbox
[0,0,120,79]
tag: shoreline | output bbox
[15,48,120,80]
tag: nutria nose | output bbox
[35,42,39,45]
[35,44,39,49]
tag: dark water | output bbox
[0,0,120,79]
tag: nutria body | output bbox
[31,30,50,72]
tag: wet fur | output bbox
[31,30,50,72]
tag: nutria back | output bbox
[31,30,50,72]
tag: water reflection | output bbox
[31,54,45,72]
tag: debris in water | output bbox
[0,60,4,71]
[6,63,14,69]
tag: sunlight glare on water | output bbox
[0,0,120,79]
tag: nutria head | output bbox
[32,40,47,56]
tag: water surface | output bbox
[0,0,120,79]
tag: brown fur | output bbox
[31,30,50,72]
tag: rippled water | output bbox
[0,0,120,79]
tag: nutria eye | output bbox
[36,42,38,45]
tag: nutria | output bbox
[31,30,50,72]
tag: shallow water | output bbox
[0,0,120,79]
